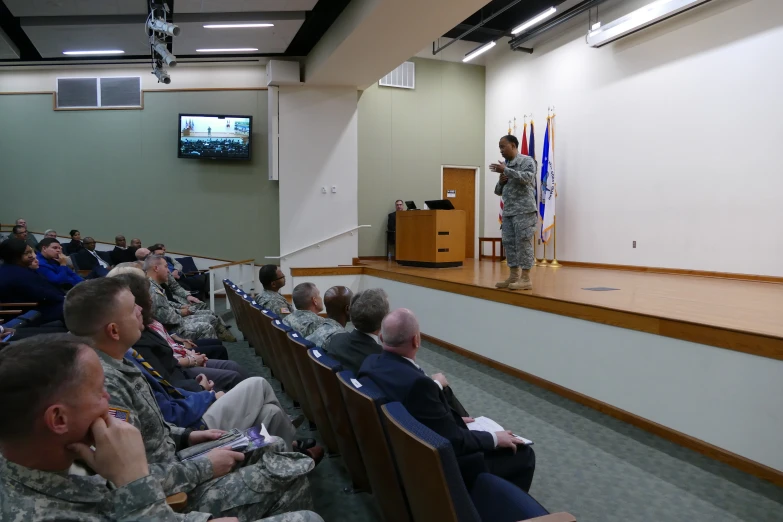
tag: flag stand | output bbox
[549,216,561,267]
[536,235,549,266]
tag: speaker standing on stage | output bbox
[491,135,538,291]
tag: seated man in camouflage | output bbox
[282,282,326,337]
[63,278,317,521]
[145,254,235,341]
[255,264,291,316]
[305,286,352,350]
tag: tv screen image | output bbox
[179,114,252,160]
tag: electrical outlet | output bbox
[321,186,327,194]
[633,241,636,248]
[331,185,337,193]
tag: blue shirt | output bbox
[35,252,83,288]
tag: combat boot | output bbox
[216,323,237,342]
[495,267,519,288]
[509,269,532,291]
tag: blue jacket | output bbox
[0,263,65,323]
[124,350,215,430]
[358,351,495,456]
[36,252,83,288]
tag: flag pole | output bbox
[548,112,561,268]
[537,113,550,266]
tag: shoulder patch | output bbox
[279,307,290,314]
[108,407,130,422]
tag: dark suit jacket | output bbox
[74,249,110,271]
[387,212,396,233]
[327,329,381,374]
[110,246,137,265]
[67,239,83,254]
[0,264,65,323]
[132,329,202,392]
[359,351,494,457]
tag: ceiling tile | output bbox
[23,23,151,58]
[0,28,20,59]
[5,0,148,17]
[176,0,318,14]
[175,19,304,54]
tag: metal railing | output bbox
[264,225,371,261]
[208,258,257,312]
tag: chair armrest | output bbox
[525,513,577,522]
[78,270,92,277]
[0,303,38,307]
[184,270,209,276]
[166,492,188,512]
[0,310,22,315]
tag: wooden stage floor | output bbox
[356,259,783,358]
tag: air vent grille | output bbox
[56,76,141,108]
[379,61,415,89]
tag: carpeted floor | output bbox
[223,316,783,522]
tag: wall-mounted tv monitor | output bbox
[178,114,252,160]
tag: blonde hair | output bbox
[107,266,145,278]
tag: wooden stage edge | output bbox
[420,333,783,488]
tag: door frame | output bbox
[440,165,480,259]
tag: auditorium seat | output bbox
[176,256,207,277]
[269,318,308,412]
[338,371,412,522]
[309,349,370,492]
[287,332,339,453]
[382,402,575,522]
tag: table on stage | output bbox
[395,210,466,268]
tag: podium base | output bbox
[396,260,463,269]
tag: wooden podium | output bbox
[395,210,466,268]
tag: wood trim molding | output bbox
[209,258,255,270]
[558,260,783,284]
[420,333,783,487]
[291,267,364,276]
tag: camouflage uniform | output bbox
[305,318,345,350]
[96,350,315,521]
[165,275,235,341]
[0,457,209,521]
[495,153,538,269]
[282,310,326,338]
[150,279,218,340]
[255,290,291,316]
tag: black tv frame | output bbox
[178,113,253,161]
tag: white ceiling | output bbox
[176,19,304,55]
[176,0,318,13]
[5,0,148,17]
[23,23,151,57]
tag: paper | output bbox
[447,189,456,198]
[350,378,362,388]
[467,416,533,445]
[313,350,322,358]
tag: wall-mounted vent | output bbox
[379,61,415,89]
[56,77,141,109]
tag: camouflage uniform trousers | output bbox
[261,512,324,522]
[188,437,315,522]
[502,211,538,269]
[170,314,218,340]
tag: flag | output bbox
[540,119,556,243]
[521,123,528,156]
[499,120,513,226]
[529,120,535,160]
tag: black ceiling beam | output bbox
[0,0,41,60]
[285,0,351,56]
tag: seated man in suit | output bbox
[387,199,404,234]
[282,282,326,337]
[36,238,83,290]
[305,286,352,349]
[111,234,137,265]
[255,264,291,316]
[14,218,39,250]
[74,237,111,276]
[359,308,536,492]
[0,334,223,521]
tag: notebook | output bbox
[467,416,533,445]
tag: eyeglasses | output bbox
[274,275,286,281]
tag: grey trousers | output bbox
[502,211,537,269]
[183,359,250,392]
[202,376,297,450]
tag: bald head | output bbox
[135,248,150,261]
[324,286,353,326]
[380,308,421,357]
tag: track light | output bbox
[147,17,180,37]
[152,65,171,84]
[463,41,496,62]
[511,6,557,35]
[152,39,177,66]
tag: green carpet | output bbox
[223,317,783,522]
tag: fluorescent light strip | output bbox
[463,41,496,62]
[511,6,557,35]
[195,48,259,53]
[203,23,274,28]
[62,50,124,55]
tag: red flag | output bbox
[521,123,529,156]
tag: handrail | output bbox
[209,258,255,270]
[265,225,371,260]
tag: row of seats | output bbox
[224,279,576,522]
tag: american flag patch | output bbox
[108,407,130,422]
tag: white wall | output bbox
[483,0,783,276]
[365,275,783,472]
[277,86,359,293]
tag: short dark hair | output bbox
[292,282,318,310]
[259,264,280,289]
[12,225,25,235]
[39,237,61,249]
[69,230,79,237]
[0,334,91,440]
[501,134,519,149]
[114,273,153,326]
[64,278,130,336]
[350,289,389,333]
[0,238,29,264]
[395,199,403,205]
[147,243,164,252]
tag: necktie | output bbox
[130,349,184,398]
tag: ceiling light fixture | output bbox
[586,0,712,47]
[511,6,557,35]
[196,48,259,53]
[63,50,125,55]
[463,41,496,62]
[203,23,274,29]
